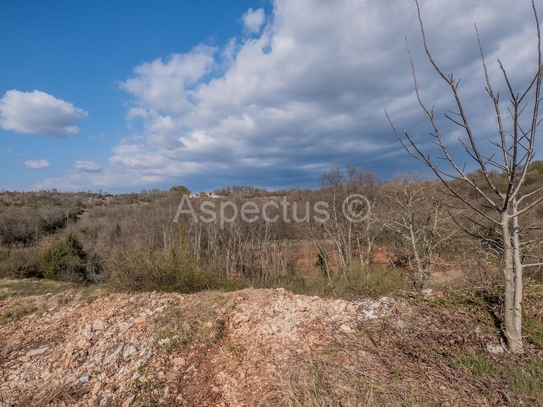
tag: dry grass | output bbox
[2,279,542,405]
[17,383,92,407]
[0,278,110,325]
[153,291,234,352]
[270,288,543,407]
[0,278,75,301]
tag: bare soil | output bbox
[0,284,541,406]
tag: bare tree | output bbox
[386,0,543,352]
[316,167,381,276]
[379,175,456,290]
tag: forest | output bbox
[2,164,543,297]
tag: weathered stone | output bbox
[295,300,309,312]
[104,344,124,365]
[340,324,352,332]
[486,343,505,354]
[92,381,102,395]
[123,345,137,359]
[172,357,186,367]
[134,316,146,324]
[26,347,48,357]
[93,319,105,331]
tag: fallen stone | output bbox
[93,320,105,331]
[122,395,135,407]
[362,309,378,319]
[172,357,186,367]
[486,343,505,354]
[295,300,309,312]
[340,324,352,332]
[26,347,49,357]
[134,316,146,324]
[104,344,124,365]
[92,382,102,395]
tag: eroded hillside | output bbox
[2,285,542,406]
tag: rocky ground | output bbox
[0,285,541,406]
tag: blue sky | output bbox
[1,0,542,193]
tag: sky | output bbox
[1,0,542,193]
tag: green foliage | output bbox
[450,351,543,404]
[523,286,543,349]
[528,160,543,175]
[456,351,495,375]
[331,265,410,298]
[265,265,410,299]
[0,278,72,301]
[0,302,39,324]
[213,185,268,197]
[105,233,236,293]
[0,248,41,279]
[316,248,330,277]
[502,355,543,401]
[169,185,191,196]
[38,233,89,281]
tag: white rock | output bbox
[172,357,186,367]
[362,309,378,319]
[93,320,105,331]
[340,324,352,332]
[486,343,505,354]
[123,345,137,359]
[84,328,94,341]
[26,347,49,357]
[295,300,309,312]
[104,344,124,365]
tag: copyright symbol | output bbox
[342,194,371,223]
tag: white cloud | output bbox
[24,159,51,170]
[36,0,542,191]
[73,161,103,173]
[120,46,216,116]
[0,90,88,137]
[242,8,265,33]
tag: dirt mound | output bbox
[0,288,537,406]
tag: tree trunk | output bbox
[502,212,523,352]
[511,201,524,353]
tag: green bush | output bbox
[105,243,235,293]
[0,248,41,279]
[257,265,410,299]
[38,233,89,281]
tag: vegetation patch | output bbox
[153,292,233,354]
[0,278,74,301]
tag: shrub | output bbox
[105,243,227,293]
[0,248,41,279]
[38,233,89,281]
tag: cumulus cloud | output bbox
[39,0,542,191]
[0,90,88,137]
[24,159,51,170]
[242,8,265,33]
[73,161,103,173]
[120,46,216,116]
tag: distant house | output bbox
[189,192,221,199]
